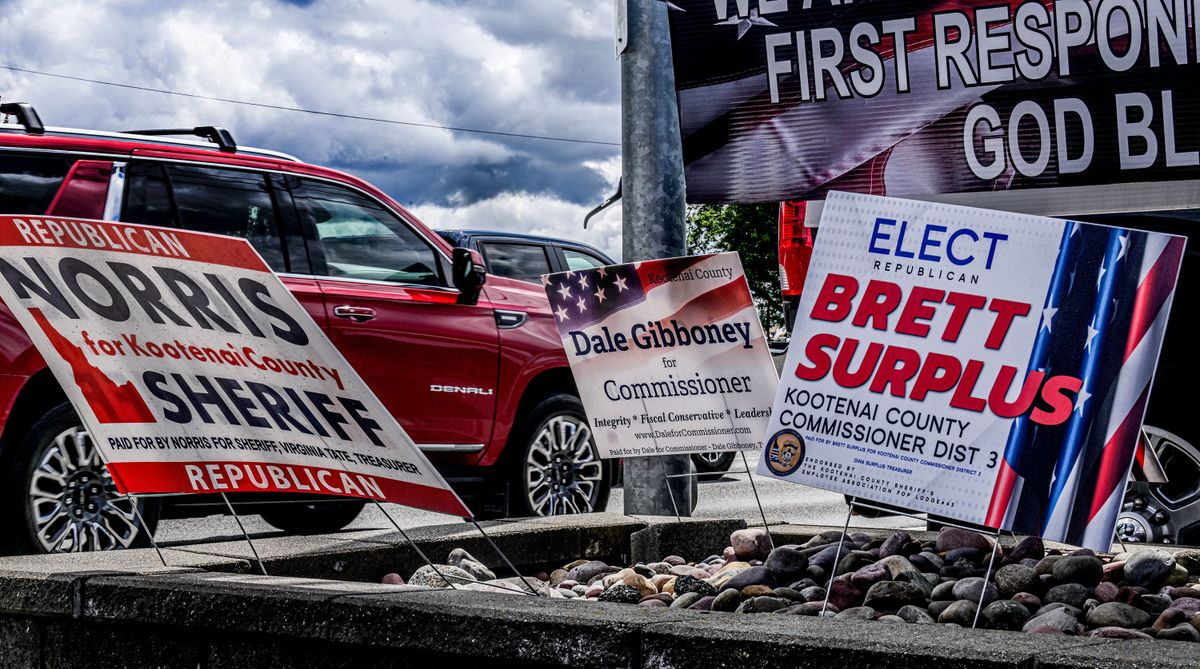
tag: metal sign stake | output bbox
[220,493,268,576]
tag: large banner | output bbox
[760,192,1184,550]
[0,216,468,516]
[543,253,778,459]
[668,1,1200,202]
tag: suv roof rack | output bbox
[123,126,237,153]
[0,102,45,134]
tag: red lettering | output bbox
[895,286,945,337]
[830,339,883,388]
[910,352,962,401]
[941,292,987,343]
[810,274,858,322]
[988,367,1044,417]
[1032,375,1083,426]
[950,360,988,412]
[868,345,921,397]
[794,333,839,380]
[984,299,1031,349]
[852,280,903,330]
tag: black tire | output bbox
[259,499,366,534]
[692,451,736,481]
[509,393,611,517]
[0,402,159,555]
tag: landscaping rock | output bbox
[1087,602,1153,629]
[1124,549,1176,590]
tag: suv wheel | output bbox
[0,403,158,554]
[1117,426,1200,546]
[260,500,366,534]
[692,451,736,481]
[511,394,610,516]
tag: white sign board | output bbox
[544,252,778,459]
[760,192,1184,550]
[0,216,468,517]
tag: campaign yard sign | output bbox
[760,192,1184,550]
[543,252,778,459]
[0,215,468,517]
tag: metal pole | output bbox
[820,497,855,617]
[469,517,544,597]
[620,0,694,517]
[971,527,1004,629]
[129,495,169,569]
[220,493,268,576]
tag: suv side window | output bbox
[123,163,288,272]
[293,178,442,286]
[562,247,609,271]
[479,241,552,283]
[0,153,74,214]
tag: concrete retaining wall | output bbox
[0,514,1195,668]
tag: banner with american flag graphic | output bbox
[763,192,1183,550]
[543,252,778,459]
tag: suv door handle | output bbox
[333,305,376,323]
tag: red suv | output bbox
[0,104,611,554]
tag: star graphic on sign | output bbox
[576,295,587,313]
[1117,234,1129,262]
[1041,306,1057,333]
[1075,386,1092,415]
[540,274,551,287]
[597,266,607,279]
[614,274,629,292]
[556,282,573,301]
[715,7,777,40]
[1096,262,1107,288]
[594,286,607,303]
[1084,321,1100,351]
[577,273,589,290]
[554,305,570,322]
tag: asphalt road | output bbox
[154,467,921,547]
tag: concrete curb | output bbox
[0,514,1196,668]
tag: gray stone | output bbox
[1174,548,1200,576]
[1158,623,1200,642]
[763,547,808,582]
[1008,536,1045,562]
[995,564,1038,597]
[1051,555,1103,587]
[834,606,876,621]
[937,600,978,626]
[863,581,927,611]
[597,584,641,604]
[1088,627,1154,640]
[1086,602,1153,629]
[1124,549,1176,590]
[878,531,912,558]
[1022,607,1084,635]
[798,586,825,602]
[446,548,496,582]
[772,587,803,602]
[896,605,936,624]
[409,565,474,588]
[982,599,1031,631]
[951,577,998,606]
[565,560,613,584]
[711,588,741,612]
[730,528,773,561]
[719,566,776,593]
[750,596,791,613]
[1044,583,1089,609]
[927,600,953,618]
[674,575,717,598]
[935,528,992,554]
[850,564,888,590]
[670,592,701,609]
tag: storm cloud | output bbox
[0,0,623,257]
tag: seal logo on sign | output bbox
[764,428,805,476]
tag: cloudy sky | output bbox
[0,0,624,258]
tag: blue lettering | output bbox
[946,228,978,266]
[894,220,915,259]
[868,218,895,255]
[982,232,1008,269]
[919,224,946,262]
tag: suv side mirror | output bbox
[452,247,487,305]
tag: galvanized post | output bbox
[620,0,695,516]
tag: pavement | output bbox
[155,468,920,548]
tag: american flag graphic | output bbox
[985,224,1185,548]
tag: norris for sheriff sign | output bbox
[0,215,467,517]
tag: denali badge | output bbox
[430,385,494,396]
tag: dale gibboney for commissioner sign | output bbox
[0,215,468,517]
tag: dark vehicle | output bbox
[0,104,612,554]
[437,228,738,480]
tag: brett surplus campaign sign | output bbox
[668,1,1200,203]
[0,216,468,517]
[544,252,778,459]
[760,192,1183,550]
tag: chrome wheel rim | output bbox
[695,451,728,467]
[28,426,141,553]
[1118,426,1200,546]
[524,414,603,516]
